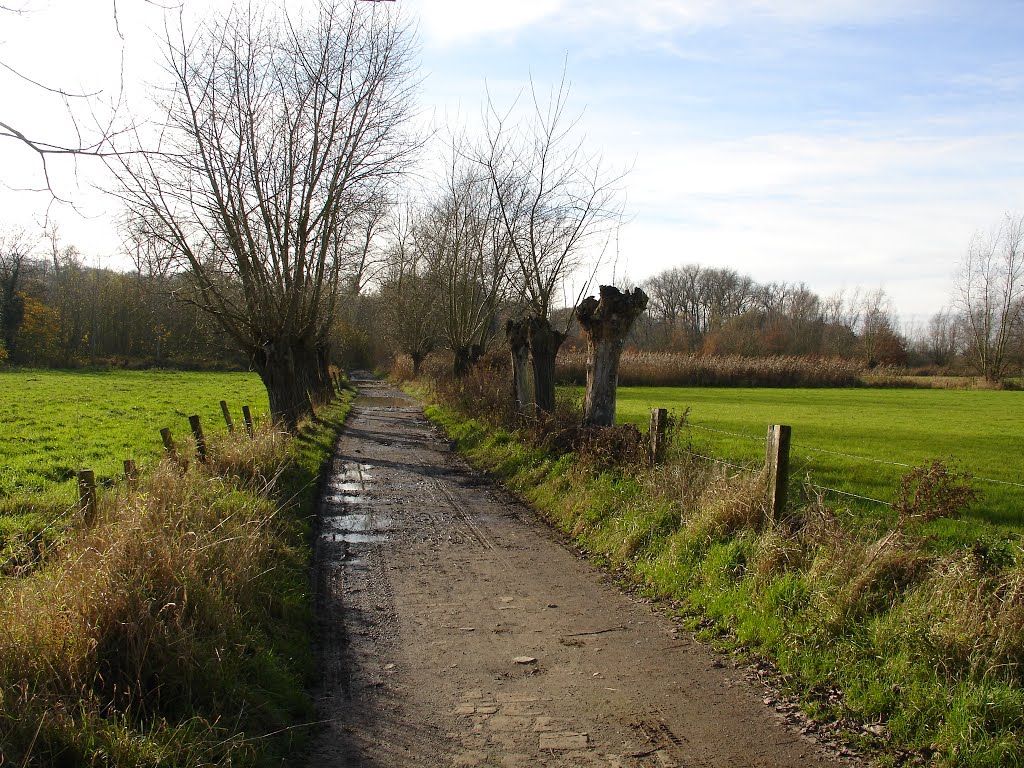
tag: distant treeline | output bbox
[4,234,1017,383]
[0,235,250,370]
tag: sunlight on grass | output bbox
[608,386,1024,529]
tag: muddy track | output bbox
[303,381,865,768]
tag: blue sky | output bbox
[409,0,1024,320]
[2,1,1022,322]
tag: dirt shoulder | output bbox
[303,380,865,767]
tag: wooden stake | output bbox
[123,459,138,492]
[77,469,97,526]
[649,408,668,465]
[220,400,235,433]
[160,428,178,461]
[765,424,792,520]
[189,415,207,462]
[242,405,254,437]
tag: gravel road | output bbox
[303,380,864,768]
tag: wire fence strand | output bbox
[790,442,915,469]
[807,484,892,508]
[675,419,1023,512]
[682,426,1023,493]
[687,422,767,442]
[2,497,83,571]
[687,450,760,475]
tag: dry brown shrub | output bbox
[207,421,291,489]
[682,467,766,542]
[992,565,1024,670]
[893,459,977,524]
[390,353,415,381]
[642,452,714,512]
[536,420,646,471]
[431,353,517,428]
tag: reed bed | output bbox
[557,350,868,388]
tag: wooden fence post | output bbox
[220,400,235,433]
[649,408,668,465]
[123,459,138,492]
[160,428,178,461]
[765,424,792,520]
[78,470,97,526]
[189,415,207,462]
[242,405,254,437]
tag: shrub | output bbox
[893,459,978,524]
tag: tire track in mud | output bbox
[303,380,864,768]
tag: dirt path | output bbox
[303,380,864,768]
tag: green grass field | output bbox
[612,386,1024,532]
[0,369,269,507]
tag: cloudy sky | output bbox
[2,0,1022,321]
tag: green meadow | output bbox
[0,369,269,508]
[612,386,1024,533]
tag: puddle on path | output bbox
[320,463,392,545]
[324,514,395,533]
[323,494,370,506]
[355,395,411,408]
[324,532,388,544]
[336,482,367,493]
[324,462,374,505]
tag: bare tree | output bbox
[378,203,439,376]
[576,285,648,426]
[955,213,1024,382]
[418,144,513,376]
[1,3,133,199]
[922,308,961,367]
[851,287,905,366]
[110,0,419,427]
[479,75,622,415]
[482,72,625,413]
[643,266,693,349]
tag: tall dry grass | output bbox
[557,350,867,388]
[0,422,315,767]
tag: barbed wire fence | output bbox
[0,392,290,574]
[677,417,1019,514]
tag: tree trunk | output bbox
[311,338,334,406]
[453,344,484,377]
[506,318,533,417]
[576,285,649,426]
[251,335,318,430]
[527,316,567,415]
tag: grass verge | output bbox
[421,392,1024,768]
[0,390,351,767]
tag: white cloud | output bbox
[416,0,562,46]
[414,0,932,49]
[591,125,1023,315]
